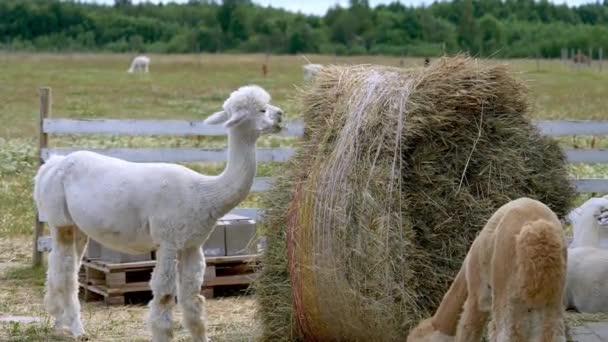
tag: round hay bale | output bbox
[256,56,575,341]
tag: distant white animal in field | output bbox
[303,63,323,81]
[34,85,283,341]
[565,196,608,313]
[128,55,150,73]
[408,198,567,342]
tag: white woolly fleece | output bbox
[223,85,271,113]
[36,84,282,342]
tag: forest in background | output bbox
[2,0,608,57]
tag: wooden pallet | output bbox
[79,254,260,305]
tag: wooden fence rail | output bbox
[43,118,305,137]
[40,147,608,165]
[535,120,608,136]
[32,87,608,265]
[44,118,608,137]
[41,147,296,164]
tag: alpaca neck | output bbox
[431,265,467,335]
[572,212,600,248]
[206,127,258,219]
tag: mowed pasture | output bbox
[0,53,607,341]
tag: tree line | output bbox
[2,0,608,58]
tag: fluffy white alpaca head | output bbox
[569,197,608,227]
[303,63,324,81]
[204,85,283,135]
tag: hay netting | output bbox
[256,56,575,341]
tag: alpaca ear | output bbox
[224,111,248,128]
[204,111,229,125]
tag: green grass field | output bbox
[1,53,607,340]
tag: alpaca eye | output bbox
[259,109,265,113]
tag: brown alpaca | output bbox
[407,197,567,342]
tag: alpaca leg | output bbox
[178,246,208,342]
[63,227,88,336]
[456,259,490,342]
[147,246,178,342]
[45,226,85,337]
[541,303,566,342]
[45,226,67,330]
[74,228,88,261]
[501,306,527,342]
[455,296,489,342]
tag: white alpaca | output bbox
[302,63,323,81]
[568,196,608,248]
[128,55,150,73]
[34,85,283,341]
[565,197,608,313]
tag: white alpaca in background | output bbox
[128,55,150,73]
[34,85,283,341]
[568,195,608,248]
[565,196,608,313]
[302,63,323,81]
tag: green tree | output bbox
[129,34,144,52]
[458,0,476,52]
[114,0,132,8]
[1,0,608,58]
[478,14,503,55]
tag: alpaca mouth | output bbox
[599,211,608,226]
[271,123,283,133]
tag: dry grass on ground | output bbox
[0,237,258,342]
[0,236,605,341]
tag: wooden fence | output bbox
[32,87,608,265]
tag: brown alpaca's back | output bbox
[515,219,567,307]
[408,198,567,342]
[486,199,567,341]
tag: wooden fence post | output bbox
[599,48,603,72]
[262,52,269,78]
[33,87,51,266]
[588,47,593,67]
[569,48,575,70]
[196,44,201,66]
[570,48,574,61]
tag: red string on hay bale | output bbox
[287,183,316,340]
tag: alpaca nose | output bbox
[276,112,283,123]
